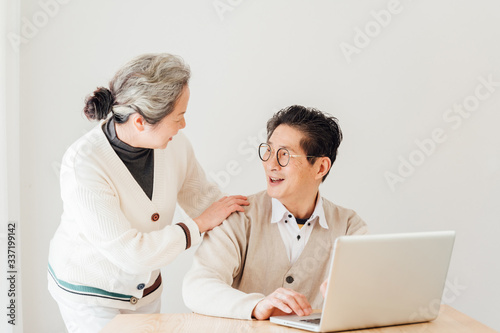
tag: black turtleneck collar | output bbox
[102,118,154,200]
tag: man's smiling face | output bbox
[262,124,321,211]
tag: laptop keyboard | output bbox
[300,318,321,325]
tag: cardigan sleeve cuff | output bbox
[242,294,266,320]
[177,217,202,249]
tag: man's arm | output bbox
[183,206,315,320]
[182,212,265,320]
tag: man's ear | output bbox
[315,157,331,181]
[130,113,146,132]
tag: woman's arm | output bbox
[68,178,190,275]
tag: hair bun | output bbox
[83,87,116,121]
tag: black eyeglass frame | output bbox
[258,143,320,167]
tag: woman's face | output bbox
[144,85,190,149]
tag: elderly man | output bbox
[183,105,368,320]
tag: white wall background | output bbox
[10,0,500,332]
[2,1,21,333]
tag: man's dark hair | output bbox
[266,105,343,181]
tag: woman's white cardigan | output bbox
[48,122,221,309]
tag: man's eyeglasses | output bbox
[258,143,320,167]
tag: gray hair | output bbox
[84,53,191,124]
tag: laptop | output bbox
[270,230,456,332]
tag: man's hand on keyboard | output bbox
[252,287,313,320]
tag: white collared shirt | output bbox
[271,194,329,264]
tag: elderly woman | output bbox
[47,53,248,332]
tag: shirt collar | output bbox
[271,193,329,229]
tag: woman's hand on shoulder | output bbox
[193,195,249,233]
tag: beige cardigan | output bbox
[183,190,368,319]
